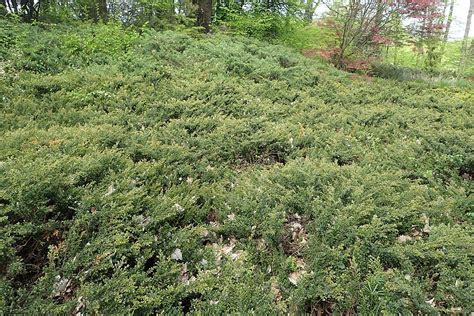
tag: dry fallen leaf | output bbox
[422,213,431,234]
[296,258,305,270]
[257,239,267,251]
[174,203,185,213]
[206,165,215,171]
[425,298,435,307]
[74,296,85,316]
[52,275,71,298]
[134,215,150,228]
[230,250,242,261]
[104,184,115,197]
[212,238,243,264]
[220,239,236,255]
[171,248,183,261]
[271,277,282,302]
[282,213,307,255]
[290,222,302,230]
[180,263,189,285]
[397,235,413,243]
[288,272,300,285]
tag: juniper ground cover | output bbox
[0,22,473,314]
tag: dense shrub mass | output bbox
[0,21,473,314]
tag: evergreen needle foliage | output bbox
[0,21,473,314]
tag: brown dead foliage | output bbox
[281,213,308,256]
[12,228,65,288]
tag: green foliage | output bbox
[277,21,338,50]
[369,63,472,85]
[218,9,300,42]
[0,23,473,314]
[217,14,338,57]
[386,41,474,78]
[0,19,139,73]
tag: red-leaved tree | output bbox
[400,0,445,69]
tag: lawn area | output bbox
[385,41,474,77]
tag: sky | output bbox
[450,0,472,39]
[315,0,473,40]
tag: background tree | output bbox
[195,0,211,31]
[443,0,454,43]
[0,0,471,77]
[459,0,473,74]
[303,0,320,22]
[323,0,400,69]
[438,0,454,63]
[401,0,445,70]
[88,0,108,21]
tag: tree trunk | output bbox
[11,0,18,13]
[443,0,454,43]
[375,0,384,26]
[304,0,319,23]
[5,0,13,12]
[439,0,454,63]
[19,0,35,21]
[459,0,474,75]
[169,0,175,17]
[393,45,398,64]
[373,0,385,55]
[98,0,108,21]
[88,0,108,22]
[195,0,211,32]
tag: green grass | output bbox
[1,21,473,314]
[385,40,474,77]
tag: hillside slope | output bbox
[1,22,473,314]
